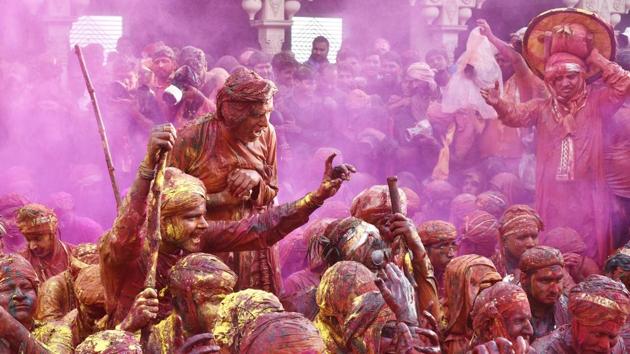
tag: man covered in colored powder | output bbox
[491,204,542,278]
[16,203,74,283]
[168,67,283,295]
[518,246,570,341]
[532,275,629,353]
[147,253,238,353]
[442,255,501,354]
[482,13,630,264]
[100,121,355,327]
[469,282,534,353]
[0,254,72,353]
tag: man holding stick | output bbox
[99,123,355,328]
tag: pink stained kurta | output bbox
[493,59,630,264]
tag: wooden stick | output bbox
[387,176,402,214]
[141,150,168,345]
[73,44,122,209]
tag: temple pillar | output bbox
[242,0,302,54]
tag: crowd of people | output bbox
[1,5,630,354]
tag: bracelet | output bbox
[300,192,324,209]
[138,163,156,180]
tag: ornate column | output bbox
[562,0,630,30]
[412,0,479,61]
[242,0,302,55]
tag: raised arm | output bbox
[100,124,177,266]
[477,19,547,101]
[0,307,53,353]
[587,48,630,113]
[481,82,543,128]
[202,154,356,252]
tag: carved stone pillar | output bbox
[243,0,301,55]
[562,0,630,30]
[412,0,478,61]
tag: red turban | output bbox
[215,68,277,127]
[240,312,325,354]
[444,255,501,335]
[471,282,530,342]
[475,191,507,218]
[568,274,630,327]
[489,172,524,205]
[518,245,564,275]
[350,185,408,225]
[16,203,58,235]
[424,180,457,202]
[449,193,477,225]
[461,210,499,246]
[417,220,457,247]
[544,52,586,81]
[499,204,543,239]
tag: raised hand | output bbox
[312,153,356,201]
[388,213,426,259]
[480,81,501,106]
[119,288,160,332]
[477,19,493,37]
[146,123,177,167]
[375,263,418,326]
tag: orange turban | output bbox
[461,210,499,246]
[568,275,630,327]
[471,282,530,342]
[459,210,499,257]
[450,193,477,225]
[16,203,58,235]
[417,220,457,247]
[444,255,501,335]
[475,191,507,218]
[350,185,408,225]
[518,245,564,275]
[499,204,543,239]
[215,68,277,127]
